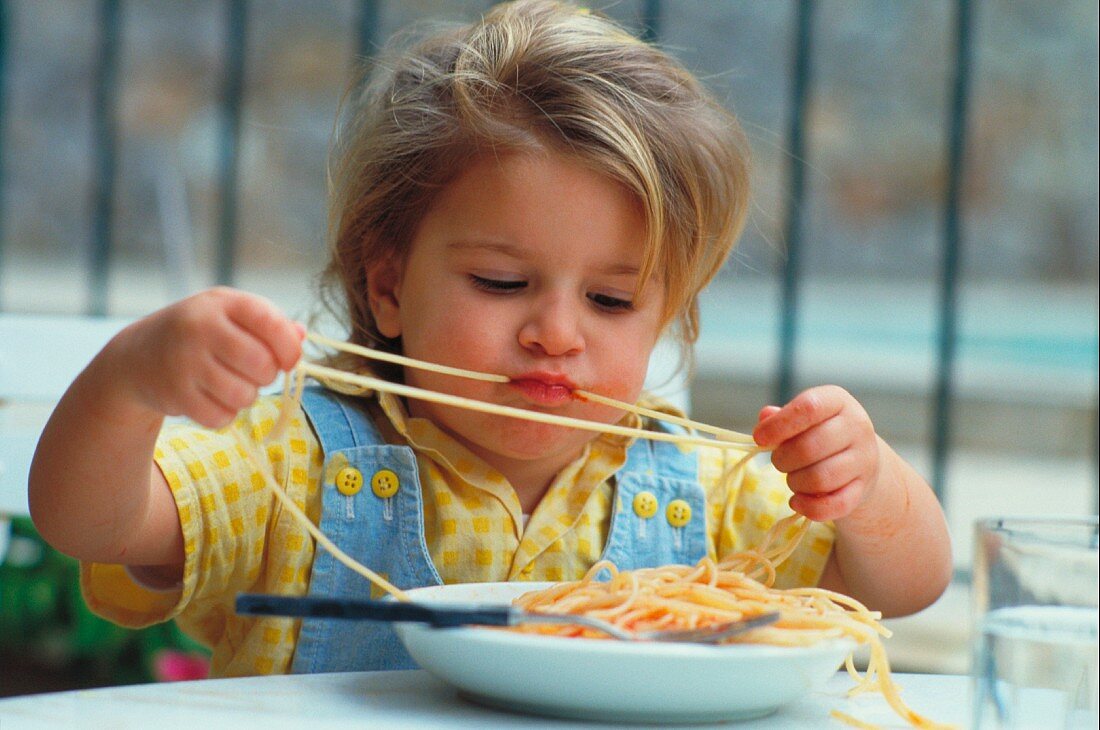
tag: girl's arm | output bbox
[29,288,302,574]
[753,387,953,618]
[814,437,953,617]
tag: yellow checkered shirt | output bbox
[81,390,834,677]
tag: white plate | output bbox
[393,582,856,724]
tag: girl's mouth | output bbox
[508,374,577,407]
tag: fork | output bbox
[236,593,779,644]
[519,609,781,643]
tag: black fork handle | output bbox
[235,593,515,628]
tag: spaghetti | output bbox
[507,515,953,729]
[253,334,950,729]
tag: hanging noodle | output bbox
[251,334,951,730]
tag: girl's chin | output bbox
[424,403,620,463]
[460,425,591,463]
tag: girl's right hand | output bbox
[107,287,304,428]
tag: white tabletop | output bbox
[0,670,967,729]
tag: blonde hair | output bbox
[322,0,750,373]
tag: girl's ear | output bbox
[366,257,403,339]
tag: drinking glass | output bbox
[971,517,1099,729]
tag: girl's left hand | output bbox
[752,385,884,522]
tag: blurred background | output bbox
[0,0,1096,695]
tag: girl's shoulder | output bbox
[157,394,318,464]
[635,393,759,462]
[634,392,690,434]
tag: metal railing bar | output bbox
[0,0,8,302]
[930,0,976,503]
[356,0,380,62]
[639,0,662,44]
[775,0,815,406]
[88,0,120,316]
[216,0,247,286]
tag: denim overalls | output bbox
[290,386,707,673]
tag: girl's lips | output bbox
[508,375,577,407]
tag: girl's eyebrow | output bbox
[446,240,526,258]
[446,240,640,276]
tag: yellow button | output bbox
[666,499,692,528]
[371,469,400,498]
[335,467,363,496]
[632,491,658,519]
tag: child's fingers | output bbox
[789,479,864,522]
[186,380,243,429]
[195,352,262,412]
[165,353,260,428]
[753,386,846,447]
[784,447,863,497]
[757,405,781,422]
[206,319,283,386]
[189,394,237,429]
[219,289,303,371]
[769,414,850,473]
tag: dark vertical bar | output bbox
[775,0,815,405]
[639,0,662,43]
[0,0,8,304]
[216,0,247,286]
[930,0,976,503]
[356,0,380,61]
[89,0,121,316]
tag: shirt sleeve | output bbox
[701,448,835,589]
[80,396,323,639]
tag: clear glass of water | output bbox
[971,517,1099,729]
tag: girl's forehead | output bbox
[421,153,647,266]
[432,152,642,232]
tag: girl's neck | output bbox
[471,446,581,515]
[400,400,587,513]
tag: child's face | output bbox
[369,151,665,474]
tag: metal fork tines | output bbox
[521,610,781,644]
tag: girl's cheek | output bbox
[593,367,648,405]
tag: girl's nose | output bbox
[517,296,585,357]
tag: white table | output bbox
[0,670,967,729]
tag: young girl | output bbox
[29,0,951,677]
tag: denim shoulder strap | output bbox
[599,419,707,571]
[299,384,381,451]
[292,385,441,673]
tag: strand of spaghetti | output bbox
[783,588,886,629]
[830,709,880,729]
[239,439,410,602]
[858,639,949,729]
[571,389,756,445]
[709,445,768,523]
[718,514,809,583]
[306,332,757,446]
[755,513,804,554]
[300,361,757,452]
[732,445,764,470]
[732,551,776,586]
[269,366,305,441]
[306,332,509,383]
[759,518,813,569]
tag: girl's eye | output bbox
[588,292,634,312]
[469,274,526,293]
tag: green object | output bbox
[0,517,209,684]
